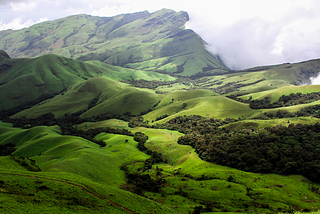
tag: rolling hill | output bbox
[0,51,174,111]
[1,8,320,214]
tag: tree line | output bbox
[131,115,320,182]
[177,122,320,182]
[228,91,320,109]
[2,112,134,148]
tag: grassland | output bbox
[97,120,320,212]
[1,115,320,213]
[1,8,320,213]
[240,84,320,102]
[0,123,177,213]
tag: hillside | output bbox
[0,9,228,77]
[1,119,320,213]
[0,52,174,111]
[1,8,320,214]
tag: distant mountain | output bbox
[0,9,228,77]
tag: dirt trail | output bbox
[0,172,137,214]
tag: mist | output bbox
[185,1,320,70]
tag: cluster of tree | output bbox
[0,143,16,156]
[63,126,133,148]
[256,105,320,119]
[154,114,169,121]
[134,132,149,151]
[226,94,251,104]
[130,115,238,135]
[134,131,166,169]
[0,92,59,118]
[249,92,320,109]
[212,78,266,95]
[125,172,166,194]
[2,111,133,129]
[228,91,320,109]
[2,112,134,148]
[142,151,167,171]
[123,78,191,90]
[87,94,100,109]
[13,156,41,172]
[120,132,167,195]
[177,123,320,182]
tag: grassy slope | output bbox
[12,80,253,121]
[0,9,227,77]
[221,117,320,131]
[111,120,320,213]
[189,59,320,97]
[144,96,253,123]
[81,87,161,117]
[0,157,176,214]
[0,124,177,213]
[12,77,125,118]
[0,124,133,187]
[12,77,163,118]
[2,118,320,213]
[0,53,175,111]
[240,84,320,102]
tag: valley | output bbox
[1,8,320,213]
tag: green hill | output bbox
[0,9,228,77]
[0,123,177,213]
[144,96,253,123]
[2,8,320,214]
[2,119,319,213]
[240,84,320,102]
[0,52,174,111]
[11,77,163,118]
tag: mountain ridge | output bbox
[0,9,228,77]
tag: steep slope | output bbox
[0,50,10,62]
[0,9,228,76]
[0,52,175,111]
[11,77,163,118]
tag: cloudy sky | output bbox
[1,0,320,70]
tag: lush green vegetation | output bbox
[2,8,320,213]
[2,116,320,213]
[178,121,320,182]
[0,10,227,77]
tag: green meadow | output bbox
[2,119,320,213]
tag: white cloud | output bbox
[185,0,320,69]
[0,16,48,30]
[10,0,37,11]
